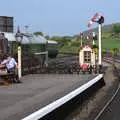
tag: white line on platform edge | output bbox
[22,74,103,120]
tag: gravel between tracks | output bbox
[65,66,119,120]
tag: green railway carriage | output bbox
[4,33,58,74]
[4,33,58,58]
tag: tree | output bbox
[112,23,120,34]
[45,35,50,40]
[33,32,44,36]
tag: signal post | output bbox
[87,13,104,73]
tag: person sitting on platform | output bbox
[1,55,17,73]
[1,55,21,83]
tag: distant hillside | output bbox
[73,23,116,38]
[83,24,114,35]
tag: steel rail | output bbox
[94,84,120,120]
[94,56,120,120]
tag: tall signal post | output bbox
[98,24,102,65]
[87,13,104,71]
[97,16,104,67]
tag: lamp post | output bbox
[15,33,23,79]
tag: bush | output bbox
[112,23,120,34]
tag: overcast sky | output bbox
[0,0,119,36]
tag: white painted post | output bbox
[98,24,102,65]
[45,51,48,67]
[80,32,83,47]
[80,35,82,47]
[18,46,22,79]
[92,40,95,45]
[92,32,95,45]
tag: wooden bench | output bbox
[0,70,19,84]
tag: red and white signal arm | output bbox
[87,13,104,27]
[80,32,83,35]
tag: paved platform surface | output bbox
[0,74,98,120]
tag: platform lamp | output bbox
[15,27,23,79]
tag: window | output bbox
[84,51,91,63]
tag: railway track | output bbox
[94,68,120,120]
[22,55,79,74]
[45,53,120,75]
[93,56,120,120]
[103,56,120,64]
[23,52,120,75]
[38,55,80,74]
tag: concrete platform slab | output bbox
[0,74,97,120]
